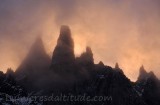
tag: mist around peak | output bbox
[0,25,159,105]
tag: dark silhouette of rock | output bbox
[0,72,42,105]
[0,71,5,82]
[137,65,158,83]
[51,25,75,71]
[15,36,51,90]
[16,36,50,75]
[0,71,27,97]
[6,68,14,78]
[115,62,120,69]
[114,63,123,74]
[95,61,105,70]
[137,65,148,82]
[1,25,159,105]
[76,46,94,67]
[75,46,95,78]
[48,25,85,85]
[135,66,160,105]
[98,61,104,66]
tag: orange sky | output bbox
[0,0,160,81]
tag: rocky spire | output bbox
[140,65,146,73]
[26,36,47,58]
[51,25,75,69]
[137,65,158,82]
[137,65,149,82]
[98,61,104,67]
[6,68,14,77]
[115,62,120,69]
[86,46,92,54]
[85,46,94,64]
[76,46,94,66]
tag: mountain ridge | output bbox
[0,25,159,105]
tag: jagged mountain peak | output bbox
[17,36,50,65]
[138,65,148,80]
[6,68,14,74]
[139,65,147,74]
[28,36,47,56]
[86,46,92,54]
[60,25,71,36]
[137,65,159,83]
[76,46,94,66]
[98,61,104,66]
[15,36,51,77]
[115,62,120,69]
[4,25,159,105]
[58,25,74,48]
[148,71,158,80]
[6,68,14,77]
[51,25,75,67]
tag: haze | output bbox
[0,0,160,81]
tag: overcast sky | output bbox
[0,0,160,81]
